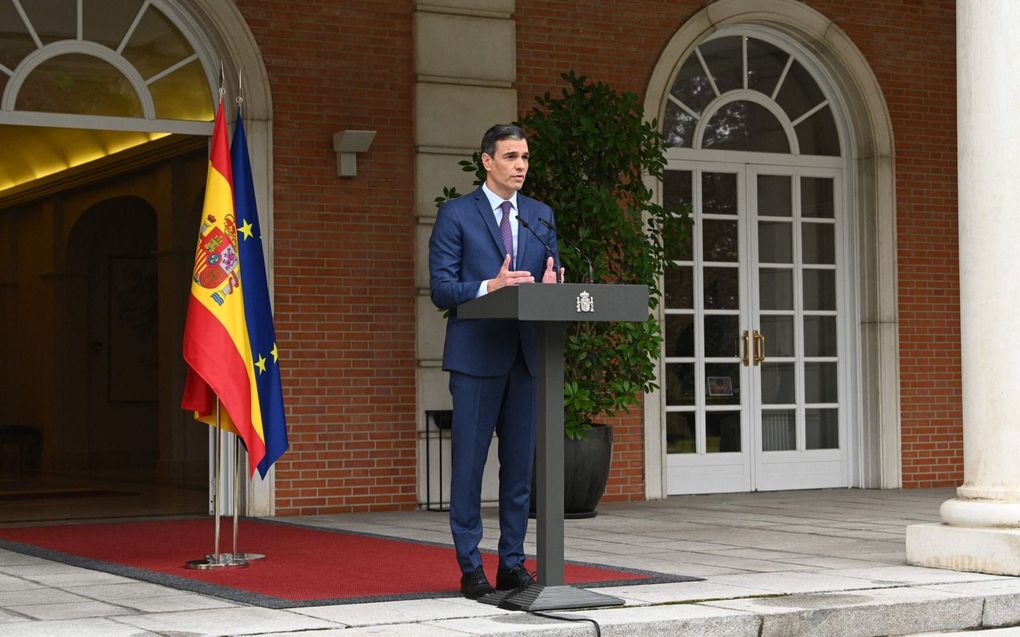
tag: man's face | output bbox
[482,137,529,199]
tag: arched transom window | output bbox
[0,0,216,191]
[0,0,213,122]
[662,34,841,156]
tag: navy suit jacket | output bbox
[429,187,559,378]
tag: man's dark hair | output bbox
[481,124,527,158]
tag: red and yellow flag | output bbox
[181,97,267,474]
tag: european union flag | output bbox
[231,109,288,478]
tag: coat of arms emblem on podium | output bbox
[576,290,594,313]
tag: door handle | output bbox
[753,330,766,365]
[739,330,750,367]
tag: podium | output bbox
[458,283,648,611]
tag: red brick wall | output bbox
[236,0,419,514]
[800,1,961,488]
[514,0,961,492]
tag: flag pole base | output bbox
[228,552,266,561]
[184,554,249,570]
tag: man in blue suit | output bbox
[429,123,562,598]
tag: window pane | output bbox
[703,219,738,262]
[747,37,788,96]
[759,268,792,310]
[757,174,792,217]
[805,362,838,403]
[758,221,792,263]
[663,100,696,148]
[665,314,695,358]
[702,101,790,153]
[704,315,739,358]
[803,269,836,311]
[667,412,696,454]
[84,0,145,49]
[802,222,835,264]
[801,177,834,218]
[775,60,826,122]
[760,315,794,357]
[762,409,796,451]
[796,105,841,156]
[0,1,39,70]
[663,170,693,259]
[699,36,743,95]
[705,363,739,406]
[665,363,695,406]
[669,53,715,115]
[702,172,737,216]
[706,411,741,453]
[806,408,839,449]
[664,265,693,309]
[704,266,739,309]
[149,59,213,121]
[122,5,194,79]
[22,0,75,44]
[16,54,142,117]
[760,362,795,404]
[803,315,837,357]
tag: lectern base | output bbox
[479,584,624,611]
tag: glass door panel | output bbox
[664,169,698,458]
[750,167,845,491]
[665,164,750,494]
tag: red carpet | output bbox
[0,518,690,607]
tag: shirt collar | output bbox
[481,182,518,214]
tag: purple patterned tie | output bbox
[499,200,514,268]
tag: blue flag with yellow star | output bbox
[231,109,288,478]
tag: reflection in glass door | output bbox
[663,164,847,494]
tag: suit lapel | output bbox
[473,188,505,259]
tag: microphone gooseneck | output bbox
[517,216,559,277]
[538,217,594,284]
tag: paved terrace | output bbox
[2,487,1020,636]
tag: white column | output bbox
[905,0,1020,575]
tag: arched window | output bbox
[0,0,216,190]
[0,0,213,122]
[663,35,840,156]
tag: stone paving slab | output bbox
[430,603,759,637]
[0,617,160,637]
[114,606,342,635]
[702,586,983,637]
[292,596,514,626]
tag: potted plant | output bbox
[437,71,691,516]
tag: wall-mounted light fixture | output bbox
[332,130,376,177]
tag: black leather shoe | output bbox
[460,566,494,599]
[496,564,534,590]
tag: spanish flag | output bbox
[181,97,267,474]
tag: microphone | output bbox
[517,216,560,280]
[538,217,594,283]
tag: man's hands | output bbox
[542,256,565,284]
[486,255,565,293]
[487,254,535,293]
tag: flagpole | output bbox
[229,436,266,562]
[184,361,248,570]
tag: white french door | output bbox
[663,160,849,494]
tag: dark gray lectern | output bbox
[458,283,648,611]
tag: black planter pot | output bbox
[529,424,614,519]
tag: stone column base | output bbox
[906,523,1020,576]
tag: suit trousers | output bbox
[448,348,536,574]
